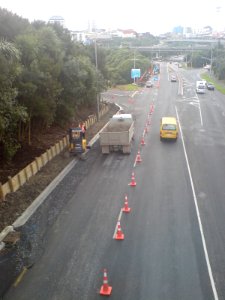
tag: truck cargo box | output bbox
[99,114,134,154]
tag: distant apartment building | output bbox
[48,16,65,27]
[113,29,137,38]
[196,26,213,36]
[70,31,87,43]
[183,27,193,38]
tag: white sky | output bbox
[0,0,224,35]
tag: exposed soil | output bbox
[0,103,119,232]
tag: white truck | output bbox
[196,80,206,94]
[99,114,134,154]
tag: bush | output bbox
[3,140,21,162]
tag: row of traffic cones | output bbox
[114,196,131,240]
[140,104,154,147]
[100,195,131,295]
[100,104,155,296]
[100,194,132,295]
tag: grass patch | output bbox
[115,84,141,91]
[201,74,225,94]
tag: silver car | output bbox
[146,80,153,88]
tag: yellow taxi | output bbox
[160,117,178,141]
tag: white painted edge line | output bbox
[178,77,184,96]
[0,225,14,243]
[6,103,122,230]
[113,209,123,239]
[133,158,137,168]
[13,159,78,228]
[175,106,218,300]
[14,103,122,228]
[198,94,204,127]
[131,91,138,97]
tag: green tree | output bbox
[15,26,63,130]
[57,55,101,125]
[106,48,151,85]
[0,8,30,41]
[0,39,28,161]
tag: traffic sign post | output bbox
[131,69,141,84]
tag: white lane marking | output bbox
[133,158,137,168]
[178,76,184,96]
[131,91,139,98]
[197,94,204,127]
[111,93,126,97]
[182,85,203,126]
[113,209,123,239]
[175,106,219,300]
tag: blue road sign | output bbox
[131,69,141,79]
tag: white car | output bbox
[171,75,177,82]
[146,80,153,88]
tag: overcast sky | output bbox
[0,0,224,35]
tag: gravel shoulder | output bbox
[0,103,119,232]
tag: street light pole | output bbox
[94,39,100,121]
[132,50,140,84]
[210,43,213,76]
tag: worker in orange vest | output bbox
[81,122,86,139]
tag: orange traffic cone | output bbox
[100,269,112,296]
[129,172,137,186]
[122,195,131,213]
[140,135,145,146]
[136,151,142,163]
[115,221,124,240]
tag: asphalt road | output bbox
[4,63,225,300]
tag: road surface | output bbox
[4,63,225,300]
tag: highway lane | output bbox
[4,65,219,299]
[176,67,225,299]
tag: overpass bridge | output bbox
[130,46,210,52]
[130,37,224,53]
[166,38,225,44]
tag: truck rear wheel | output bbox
[101,146,110,154]
[122,145,131,154]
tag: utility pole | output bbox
[132,50,140,84]
[95,39,100,121]
[133,50,136,84]
[210,43,213,76]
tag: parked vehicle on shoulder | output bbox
[206,82,215,90]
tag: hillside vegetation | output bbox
[0,8,155,164]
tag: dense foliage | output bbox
[0,8,152,162]
[188,43,225,78]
